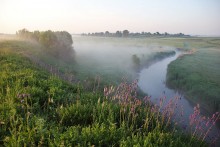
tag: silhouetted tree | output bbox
[105,31,110,37]
[123,30,129,37]
[115,31,122,37]
[156,32,160,35]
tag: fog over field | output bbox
[73,36,175,78]
[1,0,220,146]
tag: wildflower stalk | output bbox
[202,113,220,141]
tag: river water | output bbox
[138,51,194,118]
[138,50,220,145]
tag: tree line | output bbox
[16,29,75,62]
[82,30,190,38]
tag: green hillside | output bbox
[0,39,207,146]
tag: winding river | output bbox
[138,50,220,145]
[73,36,219,144]
[138,51,194,118]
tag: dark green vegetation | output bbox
[0,38,208,146]
[167,47,220,112]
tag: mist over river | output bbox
[72,36,175,81]
[138,51,194,117]
[73,36,220,145]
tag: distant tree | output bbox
[115,31,122,37]
[100,32,104,36]
[80,31,189,38]
[134,32,140,37]
[94,32,104,36]
[147,32,151,35]
[178,33,184,36]
[32,30,40,41]
[122,30,129,37]
[105,31,110,37]
[156,32,160,35]
[16,28,31,39]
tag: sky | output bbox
[0,0,220,36]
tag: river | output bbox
[73,36,219,145]
[138,50,220,145]
[138,51,194,117]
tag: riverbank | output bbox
[138,50,220,146]
[167,47,220,113]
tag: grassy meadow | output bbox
[165,37,220,112]
[0,35,220,146]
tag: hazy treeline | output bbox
[16,28,75,62]
[82,30,190,38]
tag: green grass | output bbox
[167,47,220,112]
[0,39,208,146]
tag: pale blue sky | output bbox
[0,0,219,35]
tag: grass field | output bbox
[1,36,220,146]
[167,38,220,113]
[0,38,210,146]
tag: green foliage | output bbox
[0,41,209,146]
[58,102,94,126]
[16,28,75,62]
[39,30,57,49]
[167,48,220,112]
